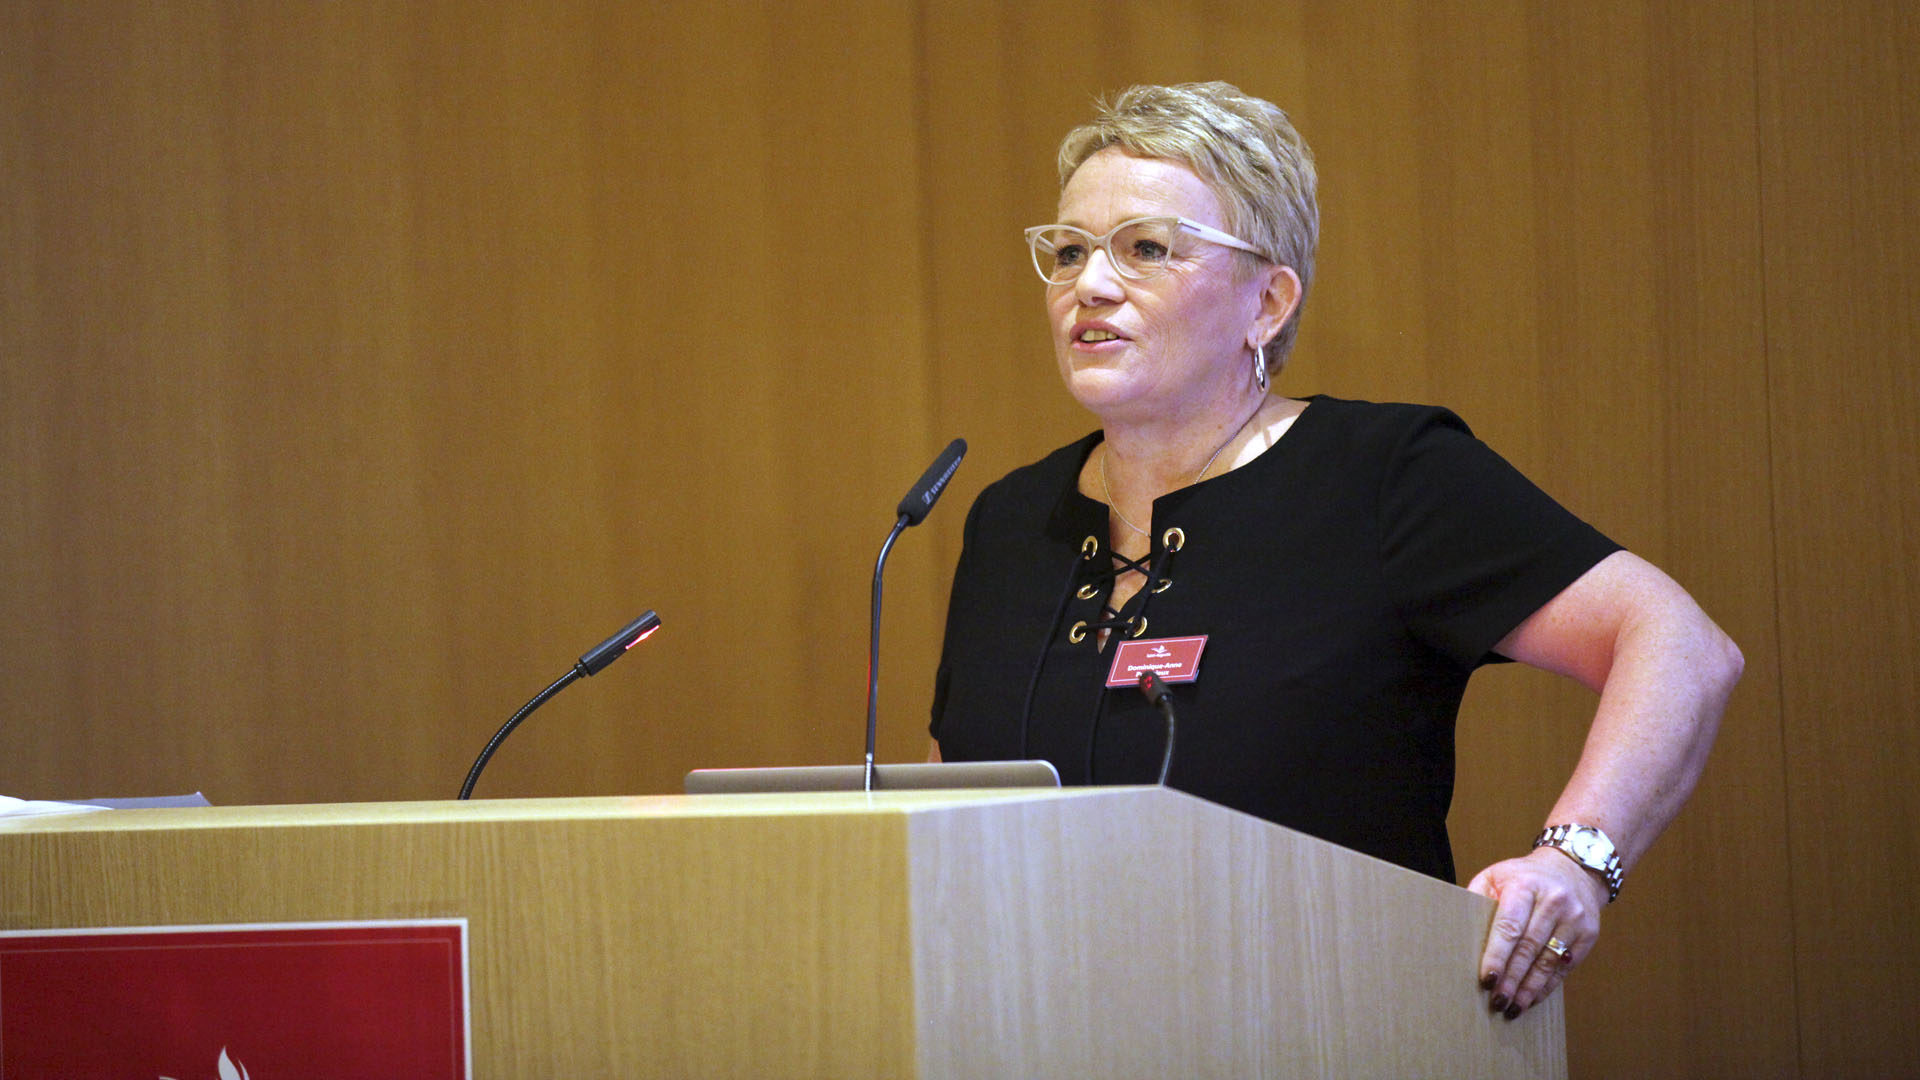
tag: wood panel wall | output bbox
[1758,4,1920,1076]
[2,2,1913,1076]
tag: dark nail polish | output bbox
[1490,993,1509,1013]
[1504,1002,1522,1021]
[1479,972,1497,991]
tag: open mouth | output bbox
[1072,323,1130,346]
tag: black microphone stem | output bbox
[458,669,580,800]
[457,610,660,800]
[866,514,909,792]
[1154,694,1177,786]
[1139,671,1178,786]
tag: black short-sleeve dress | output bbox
[929,396,1621,882]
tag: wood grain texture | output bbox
[1757,2,1920,1077]
[4,794,929,1076]
[907,787,1563,1080]
[1,788,1562,1079]
[0,1,941,806]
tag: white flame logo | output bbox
[1147,644,1173,658]
[159,1045,251,1080]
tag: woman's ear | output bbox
[1255,264,1303,347]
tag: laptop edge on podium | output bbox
[684,760,1060,795]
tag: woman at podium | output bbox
[927,82,1742,1022]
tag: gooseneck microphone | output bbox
[895,437,968,526]
[1138,670,1177,785]
[867,438,967,791]
[457,610,661,800]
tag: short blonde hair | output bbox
[1057,82,1318,367]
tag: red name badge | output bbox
[1106,634,1209,688]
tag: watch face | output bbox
[1568,827,1612,863]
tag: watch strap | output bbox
[1533,823,1624,903]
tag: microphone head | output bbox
[577,610,661,676]
[896,438,967,526]
[1137,670,1169,705]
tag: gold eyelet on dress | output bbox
[1080,536,1100,560]
[1068,620,1088,644]
[1128,616,1149,638]
[1151,578,1173,594]
[1161,527,1185,552]
[1076,583,1099,600]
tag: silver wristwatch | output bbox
[1533,823,1624,903]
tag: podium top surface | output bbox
[0,787,1141,836]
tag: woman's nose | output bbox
[1073,246,1126,304]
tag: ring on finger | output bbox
[1545,936,1572,962]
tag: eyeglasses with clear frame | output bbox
[1023,215,1269,285]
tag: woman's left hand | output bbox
[1466,848,1608,1019]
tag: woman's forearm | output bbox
[1543,598,1743,868]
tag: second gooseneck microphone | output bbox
[457,610,661,800]
[866,438,967,791]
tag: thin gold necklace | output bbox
[1099,397,1267,538]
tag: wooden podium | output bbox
[0,787,1563,1077]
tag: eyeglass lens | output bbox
[1031,219,1181,283]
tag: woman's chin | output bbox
[1061,363,1118,397]
[1062,367,1153,417]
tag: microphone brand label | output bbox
[1105,634,1208,688]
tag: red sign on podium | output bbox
[0,920,469,1080]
